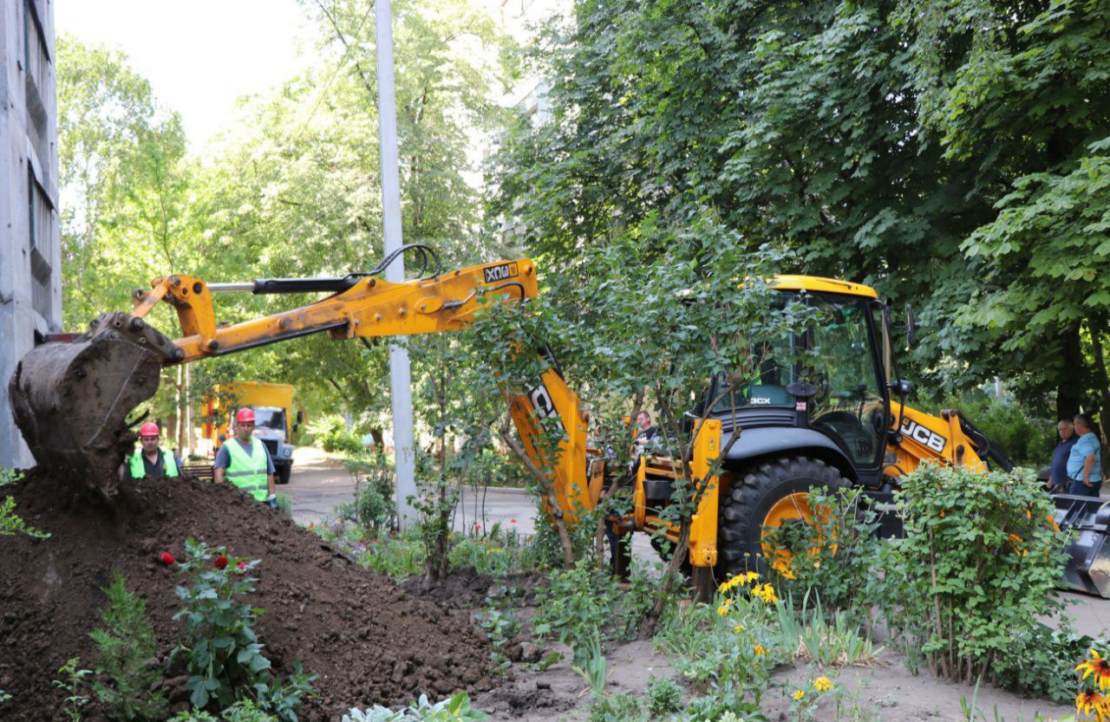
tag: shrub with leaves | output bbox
[341,692,487,721]
[765,486,883,619]
[659,575,777,704]
[588,692,643,722]
[89,571,167,721]
[0,468,48,539]
[168,540,314,720]
[533,559,653,666]
[992,624,1101,704]
[52,657,92,722]
[646,676,683,717]
[308,415,363,454]
[877,464,1066,683]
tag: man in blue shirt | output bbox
[1067,413,1102,497]
[1049,420,1078,493]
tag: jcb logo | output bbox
[528,384,565,434]
[484,263,518,284]
[901,419,947,453]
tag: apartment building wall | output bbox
[0,0,60,468]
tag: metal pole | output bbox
[375,0,417,528]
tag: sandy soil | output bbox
[477,641,1075,722]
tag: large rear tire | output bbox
[718,456,847,579]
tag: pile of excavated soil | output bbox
[0,470,494,722]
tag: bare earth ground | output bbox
[285,448,1095,721]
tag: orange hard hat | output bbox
[139,422,160,437]
[236,408,256,424]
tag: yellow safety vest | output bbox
[128,449,179,480]
[224,437,269,501]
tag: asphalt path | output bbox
[281,446,1110,638]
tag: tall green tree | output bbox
[57,35,193,330]
[491,0,1110,421]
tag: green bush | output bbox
[657,585,776,702]
[341,692,488,721]
[308,415,363,454]
[462,449,531,489]
[875,464,1066,683]
[360,533,426,578]
[89,572,167,721]
[169,540,315,719]
[588,693,643,722]
[0,468,48,539]
[991,623,1101,703]
[683,685,762,722]
[764,486,883,619]
[646,677,683,717]
[533,559,652,666]
[941,396,1055,468]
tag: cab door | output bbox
[802,296,888,481]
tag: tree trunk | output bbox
[639,522,691,638]
[1057,323,1083,420]
[1088,319,1110,439]
[499,428,575,568]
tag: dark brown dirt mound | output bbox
[0,470,494,722]
[399,568,546,610]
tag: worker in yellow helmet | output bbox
[213,408,278,508]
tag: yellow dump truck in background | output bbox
[203,382,302,484]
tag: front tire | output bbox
[277,465,292,485]
[718,456,847,579]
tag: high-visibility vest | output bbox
[128,449,179,480]
[224,437,269,501]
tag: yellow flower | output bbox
[733,624,745,633]
[751,583,780,605]
[719,573,757,592]
[753,645,766,656]
[717,604,730,616]
[814,676,833,692]
[792,690,805,701]
[1078,650,1110,691]
[1077,690,1110,721]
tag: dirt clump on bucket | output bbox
[0,469,494,722]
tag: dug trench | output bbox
[0,469,496,722]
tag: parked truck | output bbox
[204,382,301,484]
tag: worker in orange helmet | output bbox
[213,408,278,508]
[120,421,181,482]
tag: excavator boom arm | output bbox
[138,260,538,362]
[9,257,592,511]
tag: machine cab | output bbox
[706,278,891,484]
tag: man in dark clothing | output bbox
[1049,420,1078,493]
[634,410,658,454]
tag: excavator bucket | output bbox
[8,312,171,498]
[1053,494,1110,598]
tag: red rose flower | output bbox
[237,561,247,573]
[160,552,176,566]
[214,555,229,570]
[509,518,517,524]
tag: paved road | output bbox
[281,446,1110,638]
[281,446,541,535]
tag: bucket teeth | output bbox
[8,314,165,497]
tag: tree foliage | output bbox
[491,0,1110,421]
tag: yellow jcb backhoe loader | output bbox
[8,247,1107,597]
